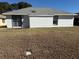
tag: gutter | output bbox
[54,14,77,16]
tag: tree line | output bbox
[0,2,32,13]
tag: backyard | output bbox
[0,27,78,59]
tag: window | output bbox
[12,15,22,27]
[2,19,5,23]
[53,16,58,25]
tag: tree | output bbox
[10,2,32,10]
[10,3,18,10]
[17,2,32,9]
[0,2,32,13]
[0,2,11,13]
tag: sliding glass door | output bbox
[12,15,22,27]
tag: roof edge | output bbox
[54,14,77,16]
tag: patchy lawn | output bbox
[0,27,79,59]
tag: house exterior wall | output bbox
[6,15,29,28]
[6,15,74,28]
[29,16,74,28]
[0,19,6,26]
[29,17,53,28]
[6,16,13,28]
[58,16,74,27]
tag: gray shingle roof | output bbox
[2,7,76,16]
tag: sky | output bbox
[0,0,79,13]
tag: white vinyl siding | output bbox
[6,16,13,28]
[58,16,74,27]
[29,17,53,28]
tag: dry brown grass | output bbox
[0,27,79,59]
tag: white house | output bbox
[2,7,76,28]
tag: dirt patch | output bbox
[0,27,78,59]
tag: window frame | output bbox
[53,16,58,25]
